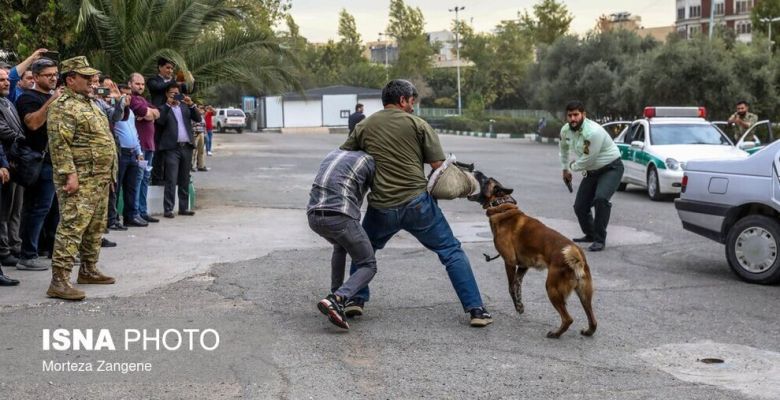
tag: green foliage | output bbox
[752,0,780,51]
[62,0,298,98]
[518,0,573,45]
[0,0,78,59]
[386,0,435,79]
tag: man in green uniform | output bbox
[727,100,758,142]
[46,56,117,300]
[559,100,624,252]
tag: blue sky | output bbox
[287,0,674,42]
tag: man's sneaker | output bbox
[317,294,349,329]
[572,235,594,243]
[17,257,50,271]
[344,299,364,318]
[469,307,493,327]
[0,253,19,267]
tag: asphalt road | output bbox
[0,131,777,399]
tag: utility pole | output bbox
[379,32,391,81]
[449,5,464,115]
[760,17,780,55]
[708,0,715,39]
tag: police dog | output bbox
[467,171,597,338]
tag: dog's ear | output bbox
[492,182,514,196]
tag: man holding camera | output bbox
[46,56,118,300]
[727,100,758,142]
[154,82,200,218]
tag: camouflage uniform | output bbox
[731,112,758,141]
[46,56,117,301]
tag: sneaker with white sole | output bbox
[469,307,493,327]
[344,298,364,318]
[317,294,349,329]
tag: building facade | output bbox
[675,0,757,42]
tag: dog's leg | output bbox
[513,266,528,314]
[503,262,517,307]
[575,272,597,337]
[545,271,574,339]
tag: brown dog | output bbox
[467,171,597,338]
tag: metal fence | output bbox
[418,108,555,120]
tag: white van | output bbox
[215,108,246,133]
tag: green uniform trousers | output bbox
[51,175,111,271]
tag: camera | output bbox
[173,93,185,101]
[95,87,110,97]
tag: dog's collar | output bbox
[487,196,517,208]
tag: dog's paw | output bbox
[514,303,525,315]
[545,331,561,339]
[580,328,595,337]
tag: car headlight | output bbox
[666,158,680,170]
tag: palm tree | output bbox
[65,0,300,94]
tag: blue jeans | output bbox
[205,130,213,152]
[20,162,55,259]
[351,192,484,312]
[136,150,154,217]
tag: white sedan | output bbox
[614,107,750,201]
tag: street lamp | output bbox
[449,5,465,115]
[760,17,780,54]
[379,32,390,81]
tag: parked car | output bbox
[674,139,780,284]
[712,119,775,155]
[614,107,750,200]
[215,108,246,133]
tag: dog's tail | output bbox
[562,245,587,281]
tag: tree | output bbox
[68,0,299,95]
[0,0,78,59]
[752,0,780,52]
[518,0,573,45]
[386,0,435,79]
[337,9,363,66]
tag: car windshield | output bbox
[227,110,244,117]
[650,124,731,145]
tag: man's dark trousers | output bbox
[161,144,192,212]
[573,157,624,245]
[19,162,55,259]
[0,181,24,256]
[118,148,140,221]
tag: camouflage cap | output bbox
[60,56,100,76]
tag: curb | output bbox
[435,129,560,144]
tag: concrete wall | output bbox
[283,100,322,128]
[322,94,357,127]
[264,96,283,128]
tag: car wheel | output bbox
[236,128,243,134]
[617,182,627,192]
[725,215,780,284]
[647,167,663,201]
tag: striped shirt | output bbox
[307,149,375,220]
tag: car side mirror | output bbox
[739,141,756,150]
[630,140,644,150]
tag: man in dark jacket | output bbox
[154,82,200,218]
[146,58,175,107]
[0,69,19,285]
[348,103,365,133]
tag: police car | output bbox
[614,107,750,201]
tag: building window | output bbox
[736,21,752,34]
[677,7,685,20]
[689,5,701,18]
[714,2,725,16]
[735,0,752,14]
[689,25,701,36]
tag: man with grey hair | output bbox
[0,68,19,285]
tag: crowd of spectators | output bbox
[0,50,217,287]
